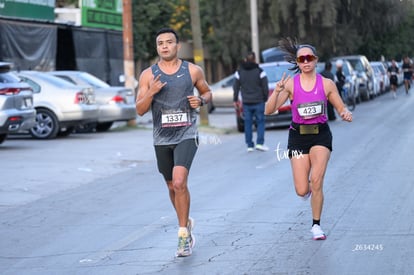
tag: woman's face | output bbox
[296,47,318,73]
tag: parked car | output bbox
[261,47,286,63]
[48,71,136,132]
[236,61,295,132]
[0,62,36,144]
[17,71,99,139]
[370,61,390,94]
[333,55,375,100]
[209,74,236,110]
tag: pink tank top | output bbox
[291,74,328,124]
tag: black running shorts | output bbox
[287,123,332,158]
[154,138,198,181]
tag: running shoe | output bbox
[311,224,327,240]
[187,217,195,249]
[247,147,254,152]
[175,231,192,257]
[301,190,312,201]
[255,144,269,151]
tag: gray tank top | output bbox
[151,60,198,145]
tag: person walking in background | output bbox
[136,27,212,257]
[388,59,399,98]
[320,61,336,121]
[402,56,412,95]
[233,51,269,152]
[265,38,352,240]
[334,59,346,99]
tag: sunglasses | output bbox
[296,55,317,63]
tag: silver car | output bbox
[334,55,375,101]
[0,63,36,144]
[48,71,136,132]
[370,61,390,94]
[17,71,99,139]
[209,74,236,110]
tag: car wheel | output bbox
[0,133,7,144]
[356,89,362,104]
[361,87,370,101]
[30,108,60,139]
[237,117,244,133]
[95,122,113,132]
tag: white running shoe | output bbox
[175,232,192,257]
[301,190,312,201]
[247,147,254,152]
[255,144,269,151]
[311,224,327,240]
[187,217,195,249]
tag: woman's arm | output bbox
[265,74,291,115]
[324,78,352,122]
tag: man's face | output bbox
[156,32,180,61]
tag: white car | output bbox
[334,55,376,101]
[209,74,236,110]
[49,71,136,132]
[17,71,99,139]
[370,61,390,94]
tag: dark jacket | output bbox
[232,61,269,104]
[320,69,334,81]
[335,69,346,91]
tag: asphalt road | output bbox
[1,87,413,275]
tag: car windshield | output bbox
[331,63,351,76]
[372,63,385,74]
[77,72,110,88]
[347,59,364,72]
[30,73,81,87]
[260,63,294,83]
[372,65,380,73]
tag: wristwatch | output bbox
[198,96,206,106]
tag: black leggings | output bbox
[154,138,198,181]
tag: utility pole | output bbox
[250,0,259,58]
[189,0,209,126]
[122,0,136,126]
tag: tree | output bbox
[132,0,176,64]
[130,0,414,80]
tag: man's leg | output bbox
[243,104,254,148]
[173,139,198,256]
[172,166,190,227]
[255,102,266,145]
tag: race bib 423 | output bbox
[297,101,324,119]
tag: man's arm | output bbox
[261,74,269,101]
[187,63,212,109]
[232,71,241,103]
[135,68,166,116]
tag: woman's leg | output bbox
[290,154,311,197]
[308,145,331,221]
